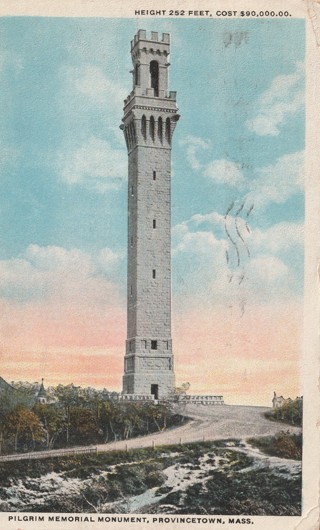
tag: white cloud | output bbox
[180,141,303,209]
[71,65,125,107]
[182,147,304,209]
[251,221,304,254]
[180,137,245,189]
[177,211,303,256]
[174,229,226,257]
[56,62,127,172]
[204,159,245,187]
[0,245,124,304]
[246,62,304,136]
[189,211,225,227]
[52,61,128,193]
[179,135,210,171]
[97,248,124,270]
[246,150,304,208]
[247,255,289,283]
[172,213,303,308]
[59,136,126,192]
[25,245,94,274]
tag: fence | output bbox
[0,446,98,463]
[175,395,224,405]
[0,434,217,463]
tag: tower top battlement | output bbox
[131,30,170,51]
[125,29,175,105]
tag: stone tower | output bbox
[121,30,179,400]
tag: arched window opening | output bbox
[150,60,159,97]
[158,117,163,143]
[165,118,171,144]
[150,116,155,141]
[127,123,132,149]
[129,121,136,148]
[124,129,129,151]
[132,121,137,145]
[134,64,140,86]
[141,115,146,140]
[126,126,131,150]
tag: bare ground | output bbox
[95,404,300,452]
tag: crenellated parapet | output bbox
[131,30,170,49]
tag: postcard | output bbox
[0,1,319,529]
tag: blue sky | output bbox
[0,17,305,401]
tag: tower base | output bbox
[123,371,175,400]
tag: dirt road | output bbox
[0,404,300,462]
[96,404,300,452]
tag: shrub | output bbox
[248,432,302,460]
[265,399,303,427]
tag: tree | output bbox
[2,405,44,452]
[69,407,100,443]
[100,401,122,442]
[54,384,82,445]
[174,382,190,396]
[266,398,303,427]
[120,404,142,439]
[32,404,65,449]
[143,403,170,432]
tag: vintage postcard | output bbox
[0,1,319,529]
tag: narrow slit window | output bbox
[166,117,171,144]
[130,236,133,247]
[153,219,156,229]
[141,115,147,140]
[152,269,156,279]
[158,117,163,142]
[150,116,155,141]
[153,170,156,180]
[151,340,157,350]
[130,285,133,296]
[134,64,140,86]
[131,185,134,196]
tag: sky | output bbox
[0,17,305,405]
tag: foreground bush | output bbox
[248,431,302,460]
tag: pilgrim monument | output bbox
[121,30,179,400]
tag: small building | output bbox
[35,379,56,405]
[272,391,293,408]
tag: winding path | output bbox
[0,404,300,462]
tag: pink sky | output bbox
[0,296,302,406]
